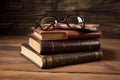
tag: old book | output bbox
[29,34,101,54]
[31,27,102,40]
[20,43,103,68]
[56,23,100,31]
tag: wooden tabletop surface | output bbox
[0,36,120,80]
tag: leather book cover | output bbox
[21,43,103,68]
[29,34,101,54]
[43,50,103,68]
[56,23,100,31]
[31,26,102,40]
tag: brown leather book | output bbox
[57,23,100,31]
[21,43,103,68]
[31,27,102,40]
[29,34,101,54]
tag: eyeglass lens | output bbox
[66,15,84,29]
[40,17,56,30]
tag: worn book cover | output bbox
[21,43,103,68]
[31,27,102,40]
[29,34,101,54]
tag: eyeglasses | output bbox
[35,14,85,31]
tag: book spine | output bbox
[41,39,100,54]
[42,51,103,68]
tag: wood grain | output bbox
[0,0,120,38]
[0,57,120,74]
[0,36,120,79]
[0,36,119,73]
[0,70,120,80]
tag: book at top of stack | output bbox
[31,24,102,40]
[20,23,103,69]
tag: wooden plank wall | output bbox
[0,0,120,38]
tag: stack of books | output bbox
[20,24,103,69]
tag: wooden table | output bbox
[0,36,120,80]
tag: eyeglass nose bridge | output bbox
[58,20,67,23]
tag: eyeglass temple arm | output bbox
[35,17,42,29]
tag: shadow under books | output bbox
[102,48,118,61]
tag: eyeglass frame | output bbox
[35,14,85,31]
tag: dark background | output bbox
[0,0,120,38]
